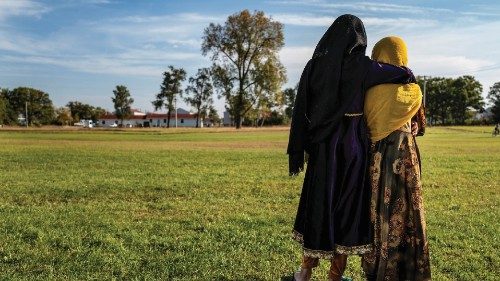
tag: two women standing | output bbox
[288,14,431,281]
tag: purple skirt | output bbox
[292,115,372,258]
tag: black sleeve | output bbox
[287,60,312,176]
[364,60,416,89]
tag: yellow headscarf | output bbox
[364,36,422,142]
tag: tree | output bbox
[268,109,286,125]
[112,85,134,126]
[449,75,483,125]
[152,66,186,128]
[92,107,107,122]
[256,97,272,127]
[418,77,457,125]
[67,101,93,122]
[0,89,7,125]
[185,68,214,128]
[207,105,221,126]
[489,82,500,122]
[3,87,54,125]
[252,58,287,126]
[55,107,73,126]
[67,101,106,123]
[202,9,286,128]
[418,76,484,125]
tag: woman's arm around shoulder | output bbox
[364,59,416,89]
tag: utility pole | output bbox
[174,96,178,128]
[419,75,431,125]
[25,101,28,128]
[421,75,429,107]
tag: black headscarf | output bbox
[287,14,372,175]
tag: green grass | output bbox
[0,126,498,280]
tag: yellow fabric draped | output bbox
[364,36,422,142]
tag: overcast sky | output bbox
[1,0,499,114]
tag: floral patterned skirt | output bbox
[362,130,431,281]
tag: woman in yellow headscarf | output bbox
[362,36,431,281]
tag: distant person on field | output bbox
[494,123,499,136]
[287,15,416,281]
[362,36,431,280]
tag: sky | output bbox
[1,0,500,114]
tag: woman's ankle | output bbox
[294,267,313,281]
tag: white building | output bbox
[147,108,202,127]
[98,108,202,128]
[98,109,147,127]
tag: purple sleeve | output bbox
[364,61,416,89]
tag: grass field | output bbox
[0,126,498,280]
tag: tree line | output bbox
[416,76,500,125]
[1,10,500,127]
[94,9,287,128]
[145,10,287,128]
